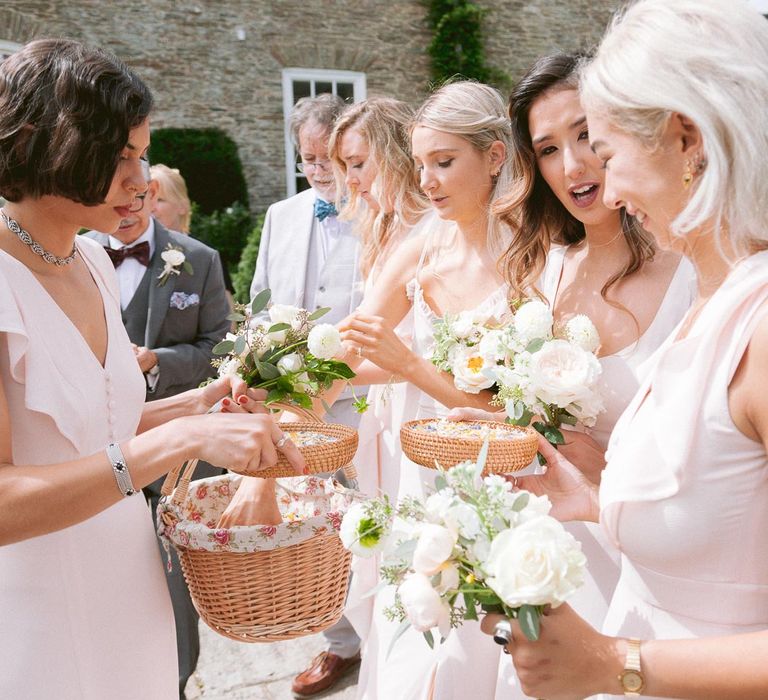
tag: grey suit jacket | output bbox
[85,221,231,400]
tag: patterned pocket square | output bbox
[170,292,200,310]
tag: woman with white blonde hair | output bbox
[481,1,768,698]
[150,163,191,233]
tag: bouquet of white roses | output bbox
[340,443,586,649]
[213,289,366,411]
[431,309,514,394]
[491,299,604,447]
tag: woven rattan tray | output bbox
[400,419,539,474]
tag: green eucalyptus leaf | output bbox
[386,620,411,660]
[544,426,565,445]
[212,339,235,355]
[423,630,435,649]
[525,338,545,353]
[233,335,247,356]
[308,306,331,321]
[267,322,291,334]
[226,312,246,322]
[512,492,530,512]
[250,288,271,314]
[256,361,280,380]
[183,261,194,275]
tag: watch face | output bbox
[620,670,645,693]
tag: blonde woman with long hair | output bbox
[149,163,191,233]
[338,81,514,700]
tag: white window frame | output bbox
[0,39,21,62]
[281,68,366,197]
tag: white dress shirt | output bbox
[108,219,155,310]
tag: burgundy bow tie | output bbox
[105,241,150,268]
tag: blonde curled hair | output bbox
[329,97,429,279]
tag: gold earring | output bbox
[682,160,693,189]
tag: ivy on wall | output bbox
[424,0,509,88]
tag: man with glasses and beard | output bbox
[85,164,230,700]
[250,93,365,697]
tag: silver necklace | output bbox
[0,208,78,266]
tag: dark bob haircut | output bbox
[0,38,153,204]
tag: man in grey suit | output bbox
[86,173,230,700]
[250,94,365,697]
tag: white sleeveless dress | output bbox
[355,265,510,700]
[0,237,177,699]
[494,246,697,699]
[598,250,768,699]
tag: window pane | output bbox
[293,80,311,102]
[336,82,354,102]
[315,81,333,96]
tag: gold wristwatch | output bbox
[618,638,645,696]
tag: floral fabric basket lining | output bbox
[158,474,357,553]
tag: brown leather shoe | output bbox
[291,651,361,697]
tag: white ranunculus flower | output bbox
[514,300,553,346]
[485,518,586,608]
[526,339,602,410]
[339,503,388,558]
[512,491,553,525]
[478,328,505,362]
[307,323,342,360]
[277,353,303,375]
[412,523,457,575]
[425,491,457,522]
[450,346,496,394]
[398,572,452,636]
[161,248,185,267]
[450,312,477,340]
[564,315,601,353]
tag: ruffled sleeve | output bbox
[0,260,88,452]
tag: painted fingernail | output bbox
[303,467,310,475]
[237,395,248,405]
[222,398,231,407]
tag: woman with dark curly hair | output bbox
[0,39,302,699]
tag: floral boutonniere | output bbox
[157,243,193,286]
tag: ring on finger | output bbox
[492,620,512,646]
[356,345,363,358]
[275,435,291,449]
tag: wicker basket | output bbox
[159,461,358,643]
[230,403,358,479]
[400,419,539,475]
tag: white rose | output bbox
[269,304,303,328]
[564,315,601,353]
[512,491,553,525]
[307,323,342,360]
[339,502,389,558]
[485,518,586,608]
[514,300,553,346]
[398,572,452,636]
[450,312,476,340]
[161,248,185,267]
[412,523,457,575]
[277,353,303,375]
[450,346,496,394]
[478,329,505,362]
[526,339,602,410]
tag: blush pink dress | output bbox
[597,250,768,699]
[0,237,177,699]
[495,246,696,699]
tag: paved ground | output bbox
[185,622,360,700]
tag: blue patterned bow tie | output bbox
[314,199,338,222]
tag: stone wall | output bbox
[1,1,620,210]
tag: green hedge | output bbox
[232,211,266,304]
[190,202,253,286]
[149,127,249,214]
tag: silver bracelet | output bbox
[106,442,137,497]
